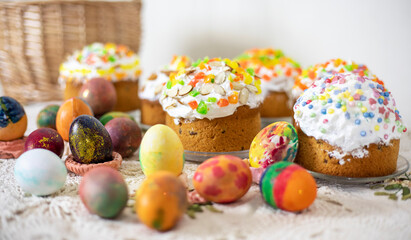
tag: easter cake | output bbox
[160,58,263,152]
[236,48,301,118]
[139,55,191,125]
[59,43,142,112]
[294,72,407,177]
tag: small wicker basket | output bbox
[0,0,142,103]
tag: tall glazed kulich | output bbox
[160,57,264,152]
[293,72,406,177]
[59,42,142,112]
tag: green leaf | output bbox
[188,204,203,213]
[401,194,411,200]
[402,187,410,196]
[370,184,385,189]
[186,210,196,219]
[388,194,398,200]
[374,192,390,196]
[205,205,223,213]
[384,184,402,190]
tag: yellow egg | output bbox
[139,124,184,176]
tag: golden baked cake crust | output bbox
[295,127,399,177]
[166,106,261,152]
[260,91,292,117]
[64,81,140,112]
[141,99,166,125]
[112,81,140,111]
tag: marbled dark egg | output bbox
[69,115,113,164]
[25,128,64,157]
[105,118,142,158]
[36,105,60,129]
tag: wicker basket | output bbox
[0,0,142,104]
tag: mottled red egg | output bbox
[24,128,64,157]
[79,166,128,218]
[105,118,142,158]
[193,155,252,203]
[79,78,117,116]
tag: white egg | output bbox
[14,149,67,196]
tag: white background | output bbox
[140,0,411,127]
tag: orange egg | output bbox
[260,161,317,212]
[135,171,187,231]
[193,155,252,203]
[56,97,93,141]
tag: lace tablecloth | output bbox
[1,102,411,240]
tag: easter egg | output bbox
[14,149,67,196]
[25,128,64,157]
[139,124,184,176]
[260,161,317,212]
[79,166,128,218]
[69,115,113,164]
[135,171,188,231]
[56,97,93,141]
[249,121,298,168]
[193,155,252,203]
[0,96,27,141]
[99,111,136,126]
[79,78,117,116]
[105,118,142,158]
[37,104,59,129]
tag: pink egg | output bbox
[193,155,252,203]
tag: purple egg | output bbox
[25,128,65,157]
[105,118,142,158]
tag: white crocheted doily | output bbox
[1,102,411,240]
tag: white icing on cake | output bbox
[235,48,301,99]
[291,59,380,100]
[59,42,141,84]
[139,56,191,102]
[294,72,406,159]
[159,58,263,122]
